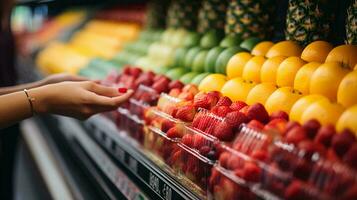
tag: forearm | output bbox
[0,80,44,96]
[0,90,33,128]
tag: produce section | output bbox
[16,0,357,199]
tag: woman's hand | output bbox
[30,81,133,119]
[41,73,90,85]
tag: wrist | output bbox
[28,85,51,114]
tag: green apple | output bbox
[184,46,203,70]
[215,47,244,74]
[200,30,224,49]
[220,35,243,47]
[240,37,262,51]
[204,46,225,73]
[192,50,209,72]
[191,72,210,85]
[165,68,187,80]
[180,72,200,84]
[172,47,189,68]
[184,32,201,47]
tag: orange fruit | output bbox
[199,74,227,92]
[251,41,274,56]
[260,56,286,83]
[276,57,306,87]
[310,62,351,101]
[226,52,253,79]
[293,62,321,94]
[242,56,266,83]
[326,44,357,69]
[265,87,303,114]
[246,83,277,105]
[301,41,333,63]
[221,78,257,102]
[289,94,328,123]
[301,99,345,126]
[265,41,303,58]
[337,70,357,108]
[337,105,357,133]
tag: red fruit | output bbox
[199,146,211,156]
[161,119,175,132]
[314,124,336,147]
[242,162,261,182]
[193,92,218,109]
[270,110,289,121]
[298,140,326,159]
[247,120,264,130]
[193,134,207,149]
[211,106,232,117]
[284,126,307,145]
[175,104,196,122]
[283,121,301,136]
[178,92,194,101]
[284,181,309,200]
[168,88,182,97]
[251,150,269,161]
[122,66,131,75]
[118,87,127,93]
[230,101,247,111]
[168,80,184,90]
[342,185,357,200]
[153,74,166,82]
[216,96,232,107]
[129,67,142,77]
[182,84,199,95]
[134,76,153,87]
[206,91,221,99]
[181,134,194,147]
[227,156,244,170]
[302,119,321,139]
[166,125,184,138]
[219,152,231,168]
[225,111,249,128]
[343,143,357,170]
[246,103,270,123]
[152,78,170,93]
[326,148,340,162]
[213,121,234,141]
[264,118,287,135]
[332,129,356,157]
[239,105,249,115]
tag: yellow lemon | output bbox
[199,74,227,92]
[221,78,257,101]
[226,52,253,79]
[326,44,357,69]
[246,83,278,105]
[289,94,328,123]
[260,56,286,84]
[293,62,321,94]
[242,56,266,83]
[265,87,303,114]
[337,70,357,108]
[251,41,274,56]
[301,41,333,63]
[266,41,303,58]
[276,57,306,87]
[337,105,357,133]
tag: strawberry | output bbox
[230,101,247,111]
[331,128,356,157]
[284,121,301,135]
[181,134,194,147]
[269,110,289,121]
[193,134,207,149]
[284,126,307,145]
[178,92,194,101]
[211,106,232,117]
[216,96,232,107]
[284,181,309,200]
[203,119,218,135]
[264,118,287,135]
[218,152,231,168]
[251,150,269,161]
[213,121,234,141]
[227,156,244,170]
[242,162,261,182]
[153,74,167,82]
[193,92,218,109]
[122,66,131,75]
[129,67,142,78]
[161,119,175,132]
[182,84,199,95]
[247,120,264,130]
[302,119,321,139]
[246,103,269,123]
[168,88,182,97]
[225,111,248,128]
[152,78,170,93]
[168,80,184,90]
[314,124,335,147]
[343,143,357,170]
[239,105,249,115]
[198,146,211,156]
[166,125,184,138]
[175,104,196,122]
[207,90,221,98]
[134,76,153,87]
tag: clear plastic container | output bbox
[116,107,145,144]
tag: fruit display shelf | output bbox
[56,114,203,200]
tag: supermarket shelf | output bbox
[56,115,203,200]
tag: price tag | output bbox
[162,183,172,200]
[128,156,138,174]
[149,172,160,194]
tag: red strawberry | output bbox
[342,185,357,200]
[283,121,301,136]
[211,106,232,117]
[298,140,326,159]
[264,118,287,135]
[152,78,170,93]
[166,125,184,138]
[314,124,335,147]
[161,119,175,132]
[302,119,321,139]
[168,88,182,97]
[198,146,211,156]
[343,143,357,170]
[153,74,167,82]
[251,150,269,161]
[331,128,356,157]
[182,84,199,95]
[178,92,194,101]
[225,111,249,128]
[213,121,234,141]
[270,110,289,121]
[284,181,309,200]
[216,96,232,107]
[284,126,307,145]
[242,162,261,182]
[206,91,221,99]
[246,103,269,123]
[230,101,247,111]
[175,104,196,122]
[181,134,194,147]
[247,120,264,130]
[134,76,153,87]
[193,134,207,149]
[193,92,218,109]
[239,105,249,116]
[129,67,142,78]
[122,66,131,75]
[218,152,231,168]
[227,156,244,170]
[168,80,184,90]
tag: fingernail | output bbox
[118,87,128,93]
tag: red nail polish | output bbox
[118,88,127,93]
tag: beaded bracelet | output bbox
[23,89,35,116]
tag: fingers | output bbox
[87,89,133,107]
[88,82,122,97]
[69,75,90,82]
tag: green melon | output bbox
[220,35,243,47]
[200,30,224,49]
[180,72,200,84]
[240,37,262,51]
[192,50,209,72]
[215,47,244,74]
[165,68,187,80]
[204,46,226,72]
[191,72,210,85]
[184,46,203,70]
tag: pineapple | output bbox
[346,0,357,44]
[166,0,201,30]
[146,0,171,29]
[225,0,273,40]
[197,0,229,33]
[285,0,332,46]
